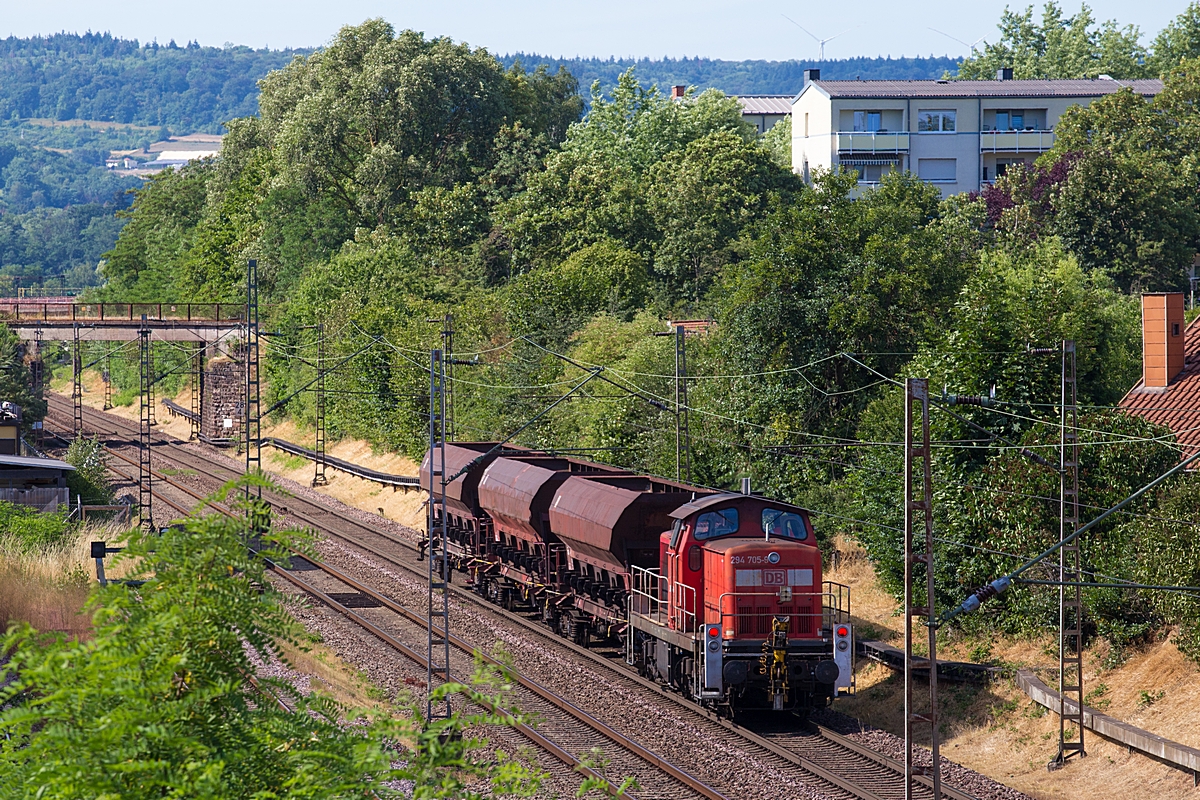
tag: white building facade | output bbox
[791,70,1162,197]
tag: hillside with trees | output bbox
[90,7,1200,664]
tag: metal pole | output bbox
[676,324,691,483]
[443,314,455,443]
[139,320,153,531]
[1051,340,1086,769]
[904,377,940,799]
[313,322,327,486]
[427,349,451,721]
[245,259,261,503]
[71,322,82,435]
[146,335,155,426]
[190,342,203,441]
[102,348,113,411]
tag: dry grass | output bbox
[823,532,1200,800]
[0,521,134,637]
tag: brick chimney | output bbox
[1142,293,1186,388]
[670,85,686,100]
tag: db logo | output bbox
[763,569,786,586]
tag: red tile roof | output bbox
[1120,316,1200,458]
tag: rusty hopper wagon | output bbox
[420,443,853,715]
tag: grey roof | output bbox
[806,78,1163,100]
[0,453,75,471]
[734,95,794,115]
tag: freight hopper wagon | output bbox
[420,444,854,714]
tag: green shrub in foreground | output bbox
[0,476,555,799]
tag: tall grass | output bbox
[0,520,130,638]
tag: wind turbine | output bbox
[781,14,858,61]
[928,28,987,54]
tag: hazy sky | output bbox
[2,1,1191,61]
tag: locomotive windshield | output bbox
[694,508,739,540]
[763,508,809,540]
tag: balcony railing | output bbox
[836,131,909,154]
[980,129,1056,152]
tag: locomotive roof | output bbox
[668,492,807,520]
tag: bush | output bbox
[0,476,551,798]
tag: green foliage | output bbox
[0,478,548,799]
[98,162,211,300]
[499,54,961,94]
[0,501,73,551]
[955,3,1149,79]
[0,33,304,132]
[759,116,792,170]
[0,204,125,288]
[1148,3,1200,74]
[63,436,113,505]
[0,325,44,430]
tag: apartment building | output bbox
[791,69,1163,197]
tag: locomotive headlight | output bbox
[767,552,780,564]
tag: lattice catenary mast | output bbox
[426,348,452,722]
[903,377,941,800]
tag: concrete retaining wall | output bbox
[1016,668,1200,777]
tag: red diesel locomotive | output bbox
[420,443,853,713]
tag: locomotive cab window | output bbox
[762,508,809,540]
[694,508,739,540]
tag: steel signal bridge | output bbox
[0,301,246,343]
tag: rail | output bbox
[67,422,720,800]
[0,301,249,322]
[262,438,420,489]
[159,398,420,489]
[50,399,989,800]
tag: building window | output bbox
[918,158,957,182]
[804,112,809,137]
[852,163,893,183]
[917,109,956,132]
[853,110,882,132]
[994,110,1026,130]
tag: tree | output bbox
[99,162,210,300]
[0,325,43,432]
[63,436,113,505]
[257,21,553,229]
[955,3,1149,80]
[0,478,549,799]
[648,129,800,301]
[1149,2,1200,74]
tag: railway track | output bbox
[49,396,987,800]
[46,417,721,800]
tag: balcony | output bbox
[980,129,1055,153]
[836,131,909,154]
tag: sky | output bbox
[1,1,1190,61]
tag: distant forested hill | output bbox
[498,54,962,95]
[0,33,308,132]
